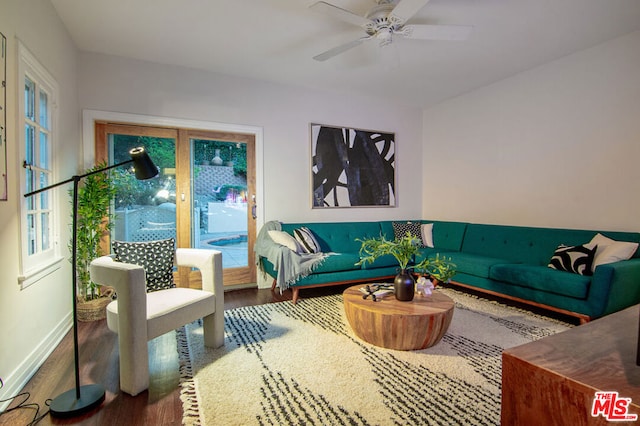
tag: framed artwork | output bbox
[1,31,6,201]
[311,123,395,208]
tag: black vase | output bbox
[394,270,415,302]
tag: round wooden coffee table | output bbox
[343,285,454,351]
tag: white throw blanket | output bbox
[255,221,328,292]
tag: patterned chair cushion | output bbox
[112,238,176,292]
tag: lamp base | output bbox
[49,384,105,418]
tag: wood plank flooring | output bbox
[0,285,347,426]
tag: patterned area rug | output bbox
[178,287,571,425]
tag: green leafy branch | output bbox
[414,253,457,283]
[356,232,421,271]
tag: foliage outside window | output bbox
[111,135,175,209]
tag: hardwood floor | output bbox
[0,285,347,426]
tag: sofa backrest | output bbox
[423,220,469,252]
[282,221,384,253]
[461,224,640,265]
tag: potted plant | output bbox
[415,254,457,286]
[356,232,421,301]
[71,161,117,321]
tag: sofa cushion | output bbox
[490,264,590,299]
[421,223,434,248]
[437,252,512,279]
[312,252,362,274]
[462,224,591,265]
[268,230,300,253]
[112,238,175,292]
[293,227,321,254]
[282,221,383,253]
[381,220,468,252]
[392,221,422,244]
[589,233,639,267]
[362,253,399,269]
[548,243,597,276]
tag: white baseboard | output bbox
[0,313,72,412]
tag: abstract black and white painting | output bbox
[311,123,395,208]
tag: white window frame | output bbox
[17,41,63,288]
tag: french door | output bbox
[95,122,257,287]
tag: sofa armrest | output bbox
[591,258,640,316]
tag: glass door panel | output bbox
[109,133,177,244]
[187,130,256,286]
[191,140,248,268]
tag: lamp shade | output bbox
[129,147,158,180]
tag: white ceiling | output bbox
[50,0,640,109]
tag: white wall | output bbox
[422,31,640,232]
[77,53,424,224]
[0,0,79,402]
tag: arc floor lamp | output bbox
[24,147,158,418]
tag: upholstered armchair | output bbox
[90,248,224,396]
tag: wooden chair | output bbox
[90,248,224,396]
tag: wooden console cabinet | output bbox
[502,305,640,425]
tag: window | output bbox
[17,41,61,287]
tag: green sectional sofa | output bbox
[256,220,640,322]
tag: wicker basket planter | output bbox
[77,286,114,322]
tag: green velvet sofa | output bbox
[257,220,640,322]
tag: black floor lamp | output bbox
[23,147,158,418]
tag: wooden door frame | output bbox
[84,110,264,288]
[180,128,257,286]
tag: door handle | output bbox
[251,195,257,219]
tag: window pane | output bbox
[39,131,48,168]
[25,167,33,193]
[25,124,35,164]
[27,214,36,255]
[39,172,49,208]
[41,212,50,251]
[39,90,48,129]
[24,77,35,121]
[111,135,175,243]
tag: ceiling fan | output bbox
[310,0,472,61]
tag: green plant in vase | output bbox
[415,253,457,286]
[356,232,421,301]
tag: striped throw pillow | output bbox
[294,227,321,254]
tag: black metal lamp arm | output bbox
[23,159,134,198]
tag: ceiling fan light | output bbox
[376,28,393,42]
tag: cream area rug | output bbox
[178,287,571,425]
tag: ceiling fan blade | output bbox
[389,0,431,25]
[310,1,371,27]
[402,24,473,41]
[313,38,368,61]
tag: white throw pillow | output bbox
[589,233,638,267]
[268,230,300,253]
[421,223,434,248]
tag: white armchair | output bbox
[90,248,224,396]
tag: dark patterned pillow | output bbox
[547,243,597,276]
[112,238,176,292]
[294,227,321,254]
[392,221,423,245]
